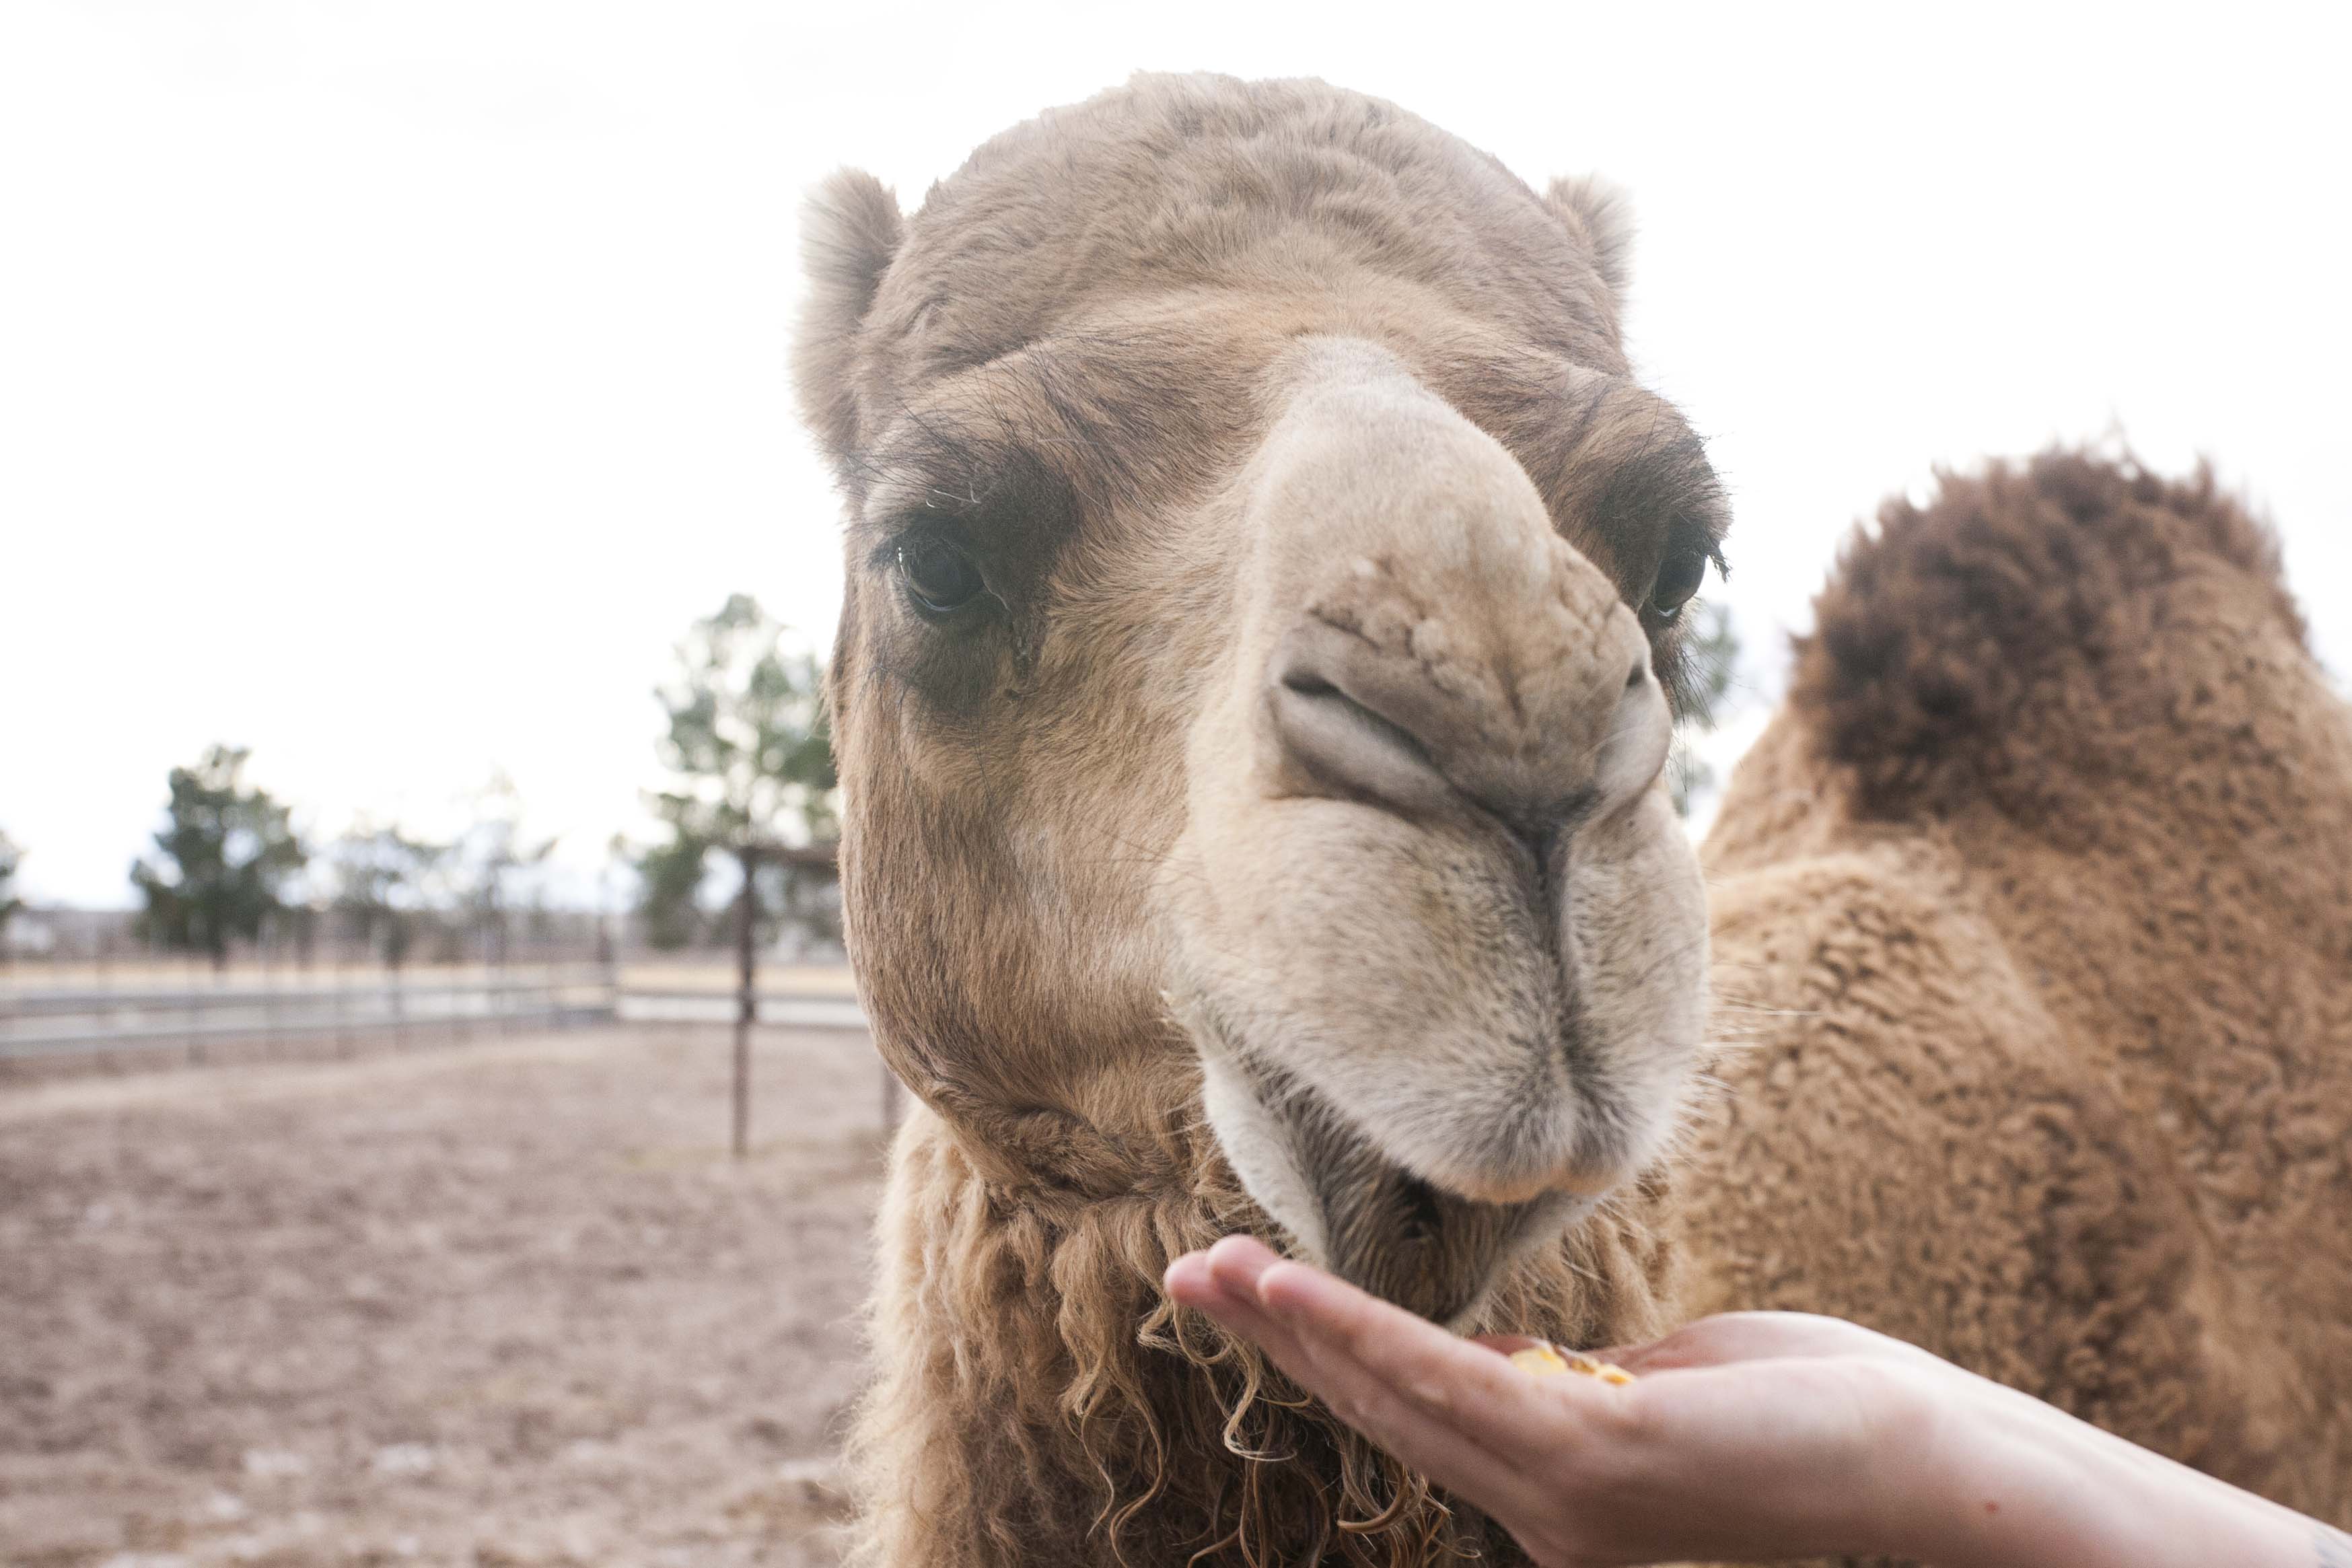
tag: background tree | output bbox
[646,594,837,1157]
[596,832,630,972]
[0,829,23,964]
[447,772,555,968]
[634,832,713,951]
[330,821,446,970]
[131,745,309,971]
[1669,601,1745,818]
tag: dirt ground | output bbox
[0,1023,887,1567]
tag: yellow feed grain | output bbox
[1507,1344,1636,1384]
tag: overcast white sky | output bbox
[3,1,2345,906]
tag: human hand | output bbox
[1168,1236,2344,1568]
[1164,1235,1935,1566]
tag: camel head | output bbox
[796,75,1725,1324]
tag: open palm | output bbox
[1166,1236,1942,1567]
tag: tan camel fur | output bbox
[1683,450,2352,1556]
[793,72,2351,1568]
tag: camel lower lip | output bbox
[1238,1057,1588,1323]
[1322,1178,1581,1324]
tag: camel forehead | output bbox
[863,73,1623,386]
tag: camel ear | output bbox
[794,168,904,469]
[1543,174,1635,299]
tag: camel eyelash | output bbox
[1641,532,1721,621]
[896,530,990,616]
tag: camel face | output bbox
[798,75,1725,1324]
[1168,336,1713,1322]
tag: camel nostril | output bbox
[1590,662,1674,810]
[1269,666,1454,818]
[1269,622,1670,831]
[1281,675,1435,767]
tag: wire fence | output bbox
[0,957,898,1129]
[0,968,874,1060]
[0,966,622,1063]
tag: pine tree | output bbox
[131,746,309,970]
[645,595,836,1155]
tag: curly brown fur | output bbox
[1790,450,2307,822]
[849,1108,1676,1568]
[1691,449,2352,1561]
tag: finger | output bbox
[1197,1234,1284,1292]
[1168,1249,1285,1337]
[1246,1259,1616,1513]
[1169,1252,1319,1372]
[1192,1243,1633,1524]
[1262,1320,1559,1528]
[1163,1249,1225,1307]
[1185,1246,1562,1522]
[1201,1242,1549,1439]
[1256,1260,1619,1458]
[1174,1269,1522,1518]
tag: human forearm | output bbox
[1882,1365,2334,1568]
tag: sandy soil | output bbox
[0,1024,887,1567]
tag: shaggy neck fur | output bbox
[843,1091,1675,1568]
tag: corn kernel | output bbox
[1507,1343,1636,1384]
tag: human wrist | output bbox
[1876,1370,2042,1567]
[1885,1364,2179,1568]
[1874,1367,2312,1568]
[1845,1359,1987,1564]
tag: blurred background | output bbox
[1,3,2345,1565]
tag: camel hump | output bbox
[1790,447,2309,818]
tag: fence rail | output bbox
[0,968,615,1061]
[0,970,872,1062]
[616,991,867,1029]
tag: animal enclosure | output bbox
[0,1021,880,1566]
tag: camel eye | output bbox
[898,533,985,616]
[1647,547,1707,621]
